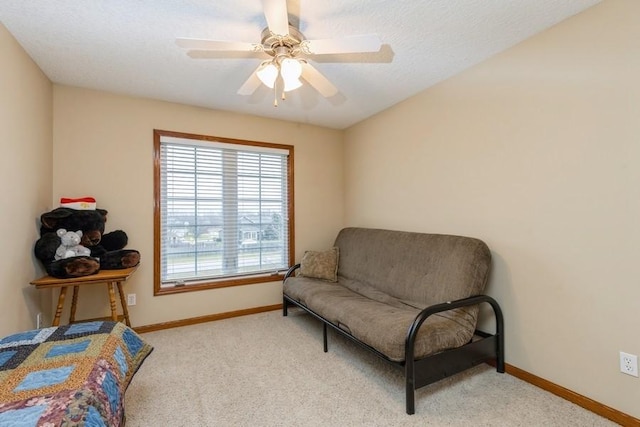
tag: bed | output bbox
[0,320,152,426]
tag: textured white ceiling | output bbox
[0,0,601,129]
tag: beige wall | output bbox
[344,0,639,417]
[52,86,344,326]
[0,24,53,336]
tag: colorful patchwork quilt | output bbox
[0,321,152,426]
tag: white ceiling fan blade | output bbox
[186,50,263,60]
[237,68,263,96]
[261,0,289,36]
[176,38,260,52]
[302,34,382,55]
[300,62,338,98]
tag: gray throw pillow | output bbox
[299,247,339,282]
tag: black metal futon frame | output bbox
[283,264,505,415]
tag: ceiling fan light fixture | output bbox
[257,62,278,88]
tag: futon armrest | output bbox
[283,263,301,280]
[405,294,504,362]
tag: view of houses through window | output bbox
[153,130,294,294]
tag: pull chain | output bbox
[272,76,288,107]
[273,80,278,107]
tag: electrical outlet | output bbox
[36,312,42,329]
[619,352,638,377]
[127,293,137,306]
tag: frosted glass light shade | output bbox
[257,62,278,89]
[280,58,303,92]
[283,78,302,92]
[280,58,302,80]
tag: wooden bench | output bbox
[31,266,138,327]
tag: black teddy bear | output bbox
[34,206,140,278]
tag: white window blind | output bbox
[159,135,290,287]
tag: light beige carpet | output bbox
[125,310,616,426]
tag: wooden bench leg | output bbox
[53,287,68,327]
[69,285,80,323]
[107,282,118,321]
[116,281,131,327]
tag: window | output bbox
[153,129,294,295]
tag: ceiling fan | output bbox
[176,0,382,106]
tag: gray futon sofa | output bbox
[283,227,504,414]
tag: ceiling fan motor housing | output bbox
[261,25,305,58]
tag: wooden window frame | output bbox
[153,129,295,296]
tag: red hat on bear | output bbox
[60,197,96,210]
